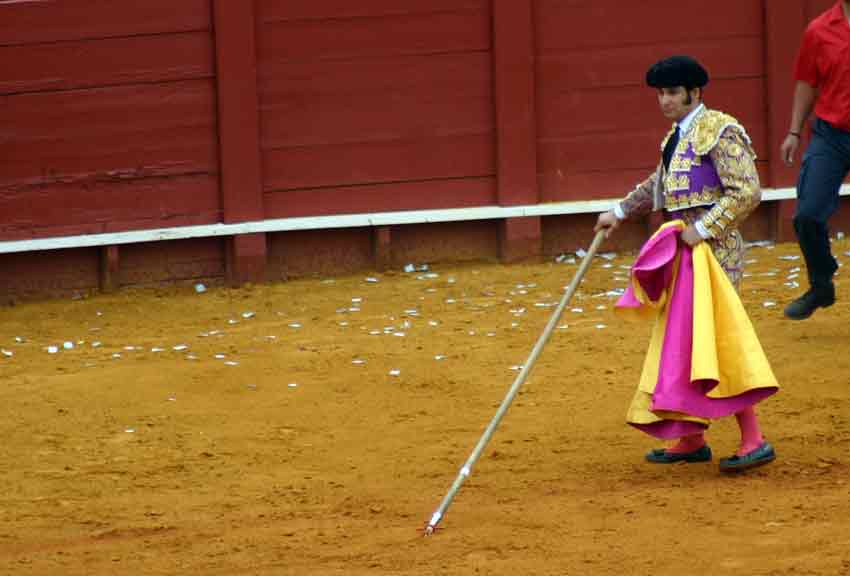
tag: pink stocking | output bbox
[735,406,764,456]
[667,433,705,453]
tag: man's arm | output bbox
[594,170,658,237]
[781,81,818,166]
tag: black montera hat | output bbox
[646,55,709,89]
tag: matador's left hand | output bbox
[680,225,703,247]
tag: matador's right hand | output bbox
[594,210,621,238]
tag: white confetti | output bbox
[242,311,255,319]
[224,361,239,366]
[434,355,447,361]
[92,341,102,348]
[62,341,74,350]
[173,345,188,351]
[1,349,12,357]
[763,301,777,308]
[389,369,401,377]
[288,383,298,388]
[778,255,800,261]
[288,323,302,329]
[214,354,227,359]
[596,324,607,329]
[151,347,164,353]
[352,359,366,365]
[365,277,379,283]
[571,308,584,313]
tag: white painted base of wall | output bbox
[1,186,847,255]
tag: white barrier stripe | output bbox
[0,186,847,255]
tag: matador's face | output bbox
[657,86,701,122]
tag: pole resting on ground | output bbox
[423,229,607,536]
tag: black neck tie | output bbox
[662,125,680,171]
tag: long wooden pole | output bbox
[424,229,607,535]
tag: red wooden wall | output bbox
[535,0,768,201]
[0,0,846,299]
[0,1,220,240]
[256,1,496,218]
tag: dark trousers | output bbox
[794,117,850,293]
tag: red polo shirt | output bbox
[794,1,850,131]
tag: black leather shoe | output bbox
[784,287,835,320]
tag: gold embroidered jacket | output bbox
[619,108,761,239]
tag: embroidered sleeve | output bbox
[698,127,761,238]
[619,169,657,219]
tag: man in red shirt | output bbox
[782,1,850,320]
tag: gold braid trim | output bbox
[690,109,754,157]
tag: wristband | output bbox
[788,131,801,138]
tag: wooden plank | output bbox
[492,0,538,207]
[538,121,769,175]
[256,0,487,23]
[0,79,218,187]
[267,228,374,280]
[537,37,764,93]
[538,78,766,139]
[212,0,264,224]
[263,134,493,191]
[806,0,837,20]
[119,238,224,286]
[0,32,214,95]
[0,175,220,241]
[765,1,807,188]
[256,9,490,62]
[535,0,762,52]
[264,178,497,218]
[0,249,99,298]
[259,53,492,149]
[0,0,211,46]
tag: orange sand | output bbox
[1,240,849,575]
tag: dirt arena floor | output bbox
[2,237,850,576]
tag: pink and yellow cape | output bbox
[616,221,779,439]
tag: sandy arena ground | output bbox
[2,238,850,575]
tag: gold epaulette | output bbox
[690,109,751,156]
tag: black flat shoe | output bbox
[719,442,775,473]
[645,445,712,463]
